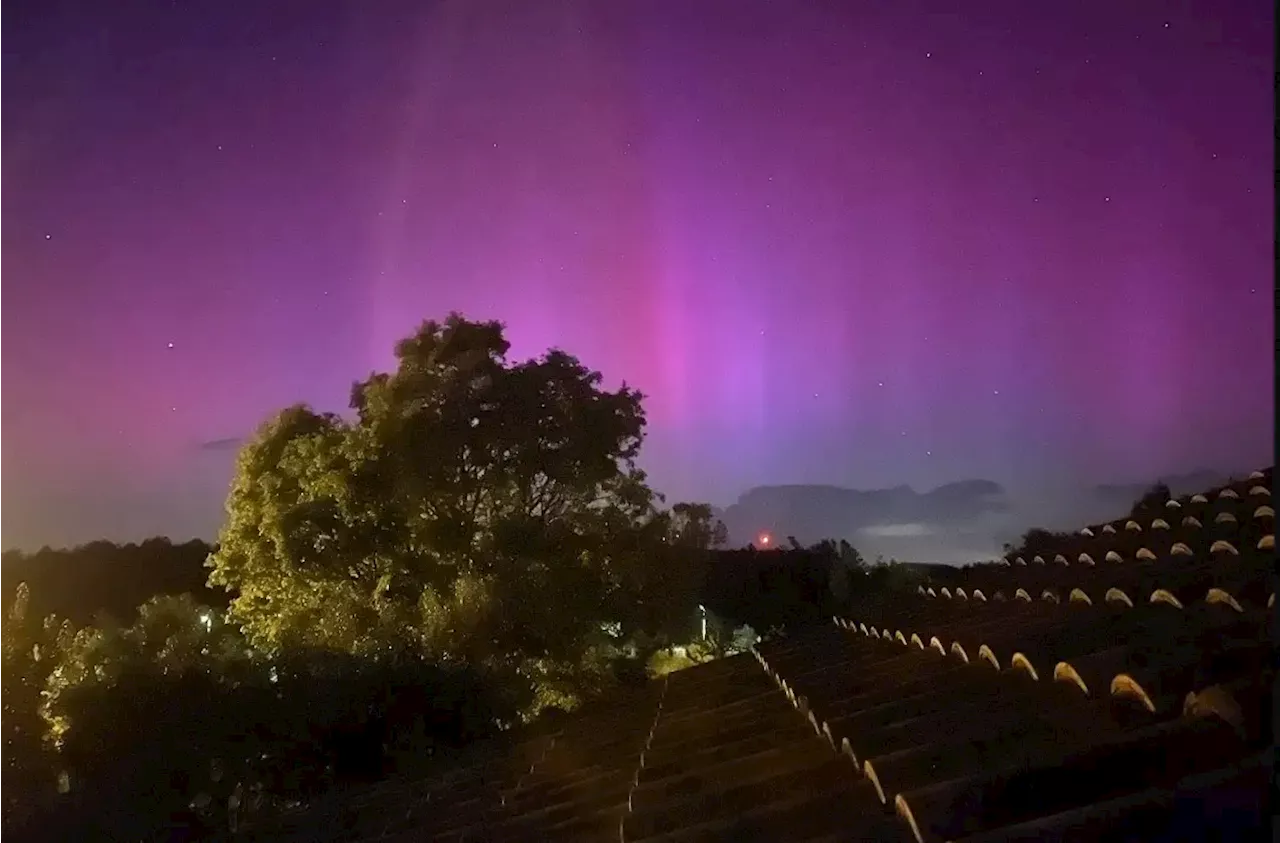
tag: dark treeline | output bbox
[703,538,952,631]
[1,538,224,626]
[704,544,844,631]
[2,536,940,656]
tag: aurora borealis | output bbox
[3,0,1272,550]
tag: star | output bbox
[167,342,174,349]
[44,234,51,240]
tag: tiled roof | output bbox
[246,468,1273,841]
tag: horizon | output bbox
[4,457,1267,559]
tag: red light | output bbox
[759,533,771,547]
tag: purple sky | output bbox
[3,0,1274,550]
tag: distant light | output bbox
[759,533,771,547]
[199,612,212,632]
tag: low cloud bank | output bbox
[716,469,1242,564]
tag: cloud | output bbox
[860,522,934,537]
[197,437,244,452]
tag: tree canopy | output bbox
[207,314,724,714]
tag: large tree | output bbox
[207,314,721,710]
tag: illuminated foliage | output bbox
[30,588,514,839]
[646,649,697,677]
[2,584,71,831]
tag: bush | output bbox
[24,589,521,842]
[646,649,697,677]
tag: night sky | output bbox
[3,0,1273,551]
